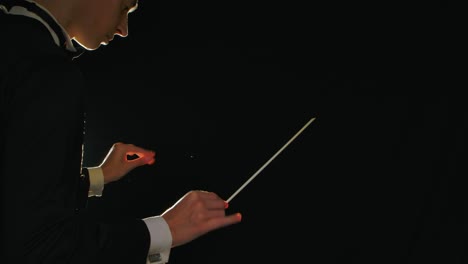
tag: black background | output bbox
[76,1,465,263]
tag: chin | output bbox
[87,42,103,51]
[73,38,101,51]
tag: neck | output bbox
[33,0,75,38]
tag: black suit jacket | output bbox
[0,9,150,264]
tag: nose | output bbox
[115,15,129,37]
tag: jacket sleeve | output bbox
[1,48,151,264]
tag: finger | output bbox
[127,150,155,158]
[125,145,156,157]
[204,213,242,231]
[125,146,156,165]
[201,198,228,210]
[126,155,155,167]
[193,190,223,202]
[201,209,229,221]
[189,192,228,211]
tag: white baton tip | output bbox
[226,116,316,203]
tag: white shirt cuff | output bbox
[143,216,172,264]
[87,167,104,197]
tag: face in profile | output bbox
[71,0,138,50]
